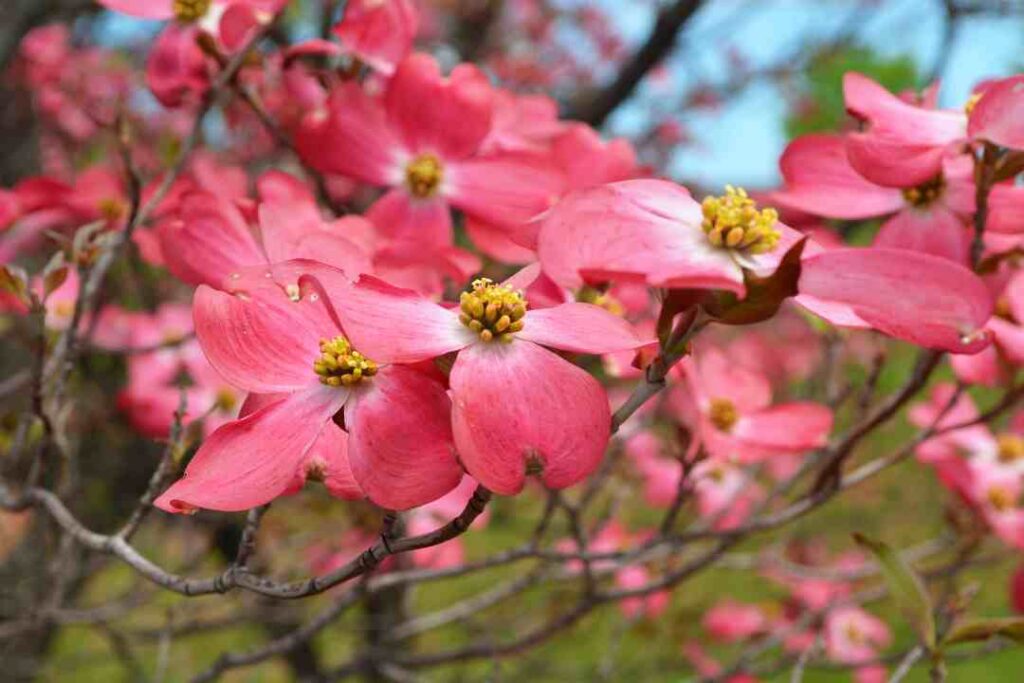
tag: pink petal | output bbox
[732,402,834,456]
[536,179,744,293]
[987,184,1024,234]
[344,365,462,510]
[98,0,174,19]
[874,206,970,264]
[305,421,365,501]
[968,75,1024,150]
[798,248,993,354]
[145,24,209,108]
[770,134,904,219]
[193,279,335,394]
[332,0,418,76]
[843,72,966,187]
[446,152,564,228]
[365,189,453,246]
[334,275,471,363]
[295,83,404,187]
[385,54,493,160]
[465,216,537,264]
[158,192,264,287]
[449,341,611,495]
[154,386,347,512]
[519,302,649,354]
[690,348,772,413]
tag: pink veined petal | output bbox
[97,0,174,19]
[334,275,472,363]
[465,216,537,264]
[303,421,365,501]
[193,280,335,394]
[552,123,637,192]
[536,179,744,294]
[365,189,453,246]
[158,192,264,287]
[518,302,650,354]
[449,341,611,495]
[874,206,970,265]
[798,248,993,354]
[770,134,904,219]
[987,184,1024,234]
[154,386,347,513]
[968,75,1024,150]
[501,262,542,291]
[385,54,494,160]
[332,0,418,76]
[843,72,966,187]
[344,365,462,510]
[732,403,834,455]
[295,83,405,187]
[446,152,564,228]
[218,3,265,50]
[1006,270,1024,325]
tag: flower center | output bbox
[901,175,945,208]
[173,0,211,22]
[844,624,866,645]
[577,286,624,316]
[997,433,1024,463]
[313,336,378,387]
[214,388,236,412]
[701,185,781,254]
[458,278,527,343]
[964,92,982,116]
[405,154,444,199]
[708,397,738,432]
[98,197,125,222]
[987,486,1016,512]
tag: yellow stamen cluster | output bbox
[313,336,378,387]
[458,278,527,343]
[98,197,125,222]
[997,434,1024,463]
[844,624,866,646]
[405,154,444,198]
[708,397,739,432]
[214,388,236,413]
[173,0,211,22]
[901,175,945,208]
[964,92,983,116]
[701,186,781,254]
[987,486,1016,512]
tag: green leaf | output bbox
[702,238,805,326]
[853,533,936,651]
[945,617,1024,647]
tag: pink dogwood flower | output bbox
[824,606,892,666]
[770,134,976,263]
[671,346,833,463]
[296,53,561,250]
[538,179,802,295]
[968,75,1024,151]
[330,265,649,495]
[154,263,462,513]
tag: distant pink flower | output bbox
[771,134,975,263]
[538,180,802,295]
[692,459,762,531]
[703,600,769,643]
[616,565,669,620]
[155,264,462,512]
[297,53,561,250]
[331,266,649,495]
[825,607,891,665]
[98,0,283,48]
[332,0,418,75]
[671,346,832,463]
